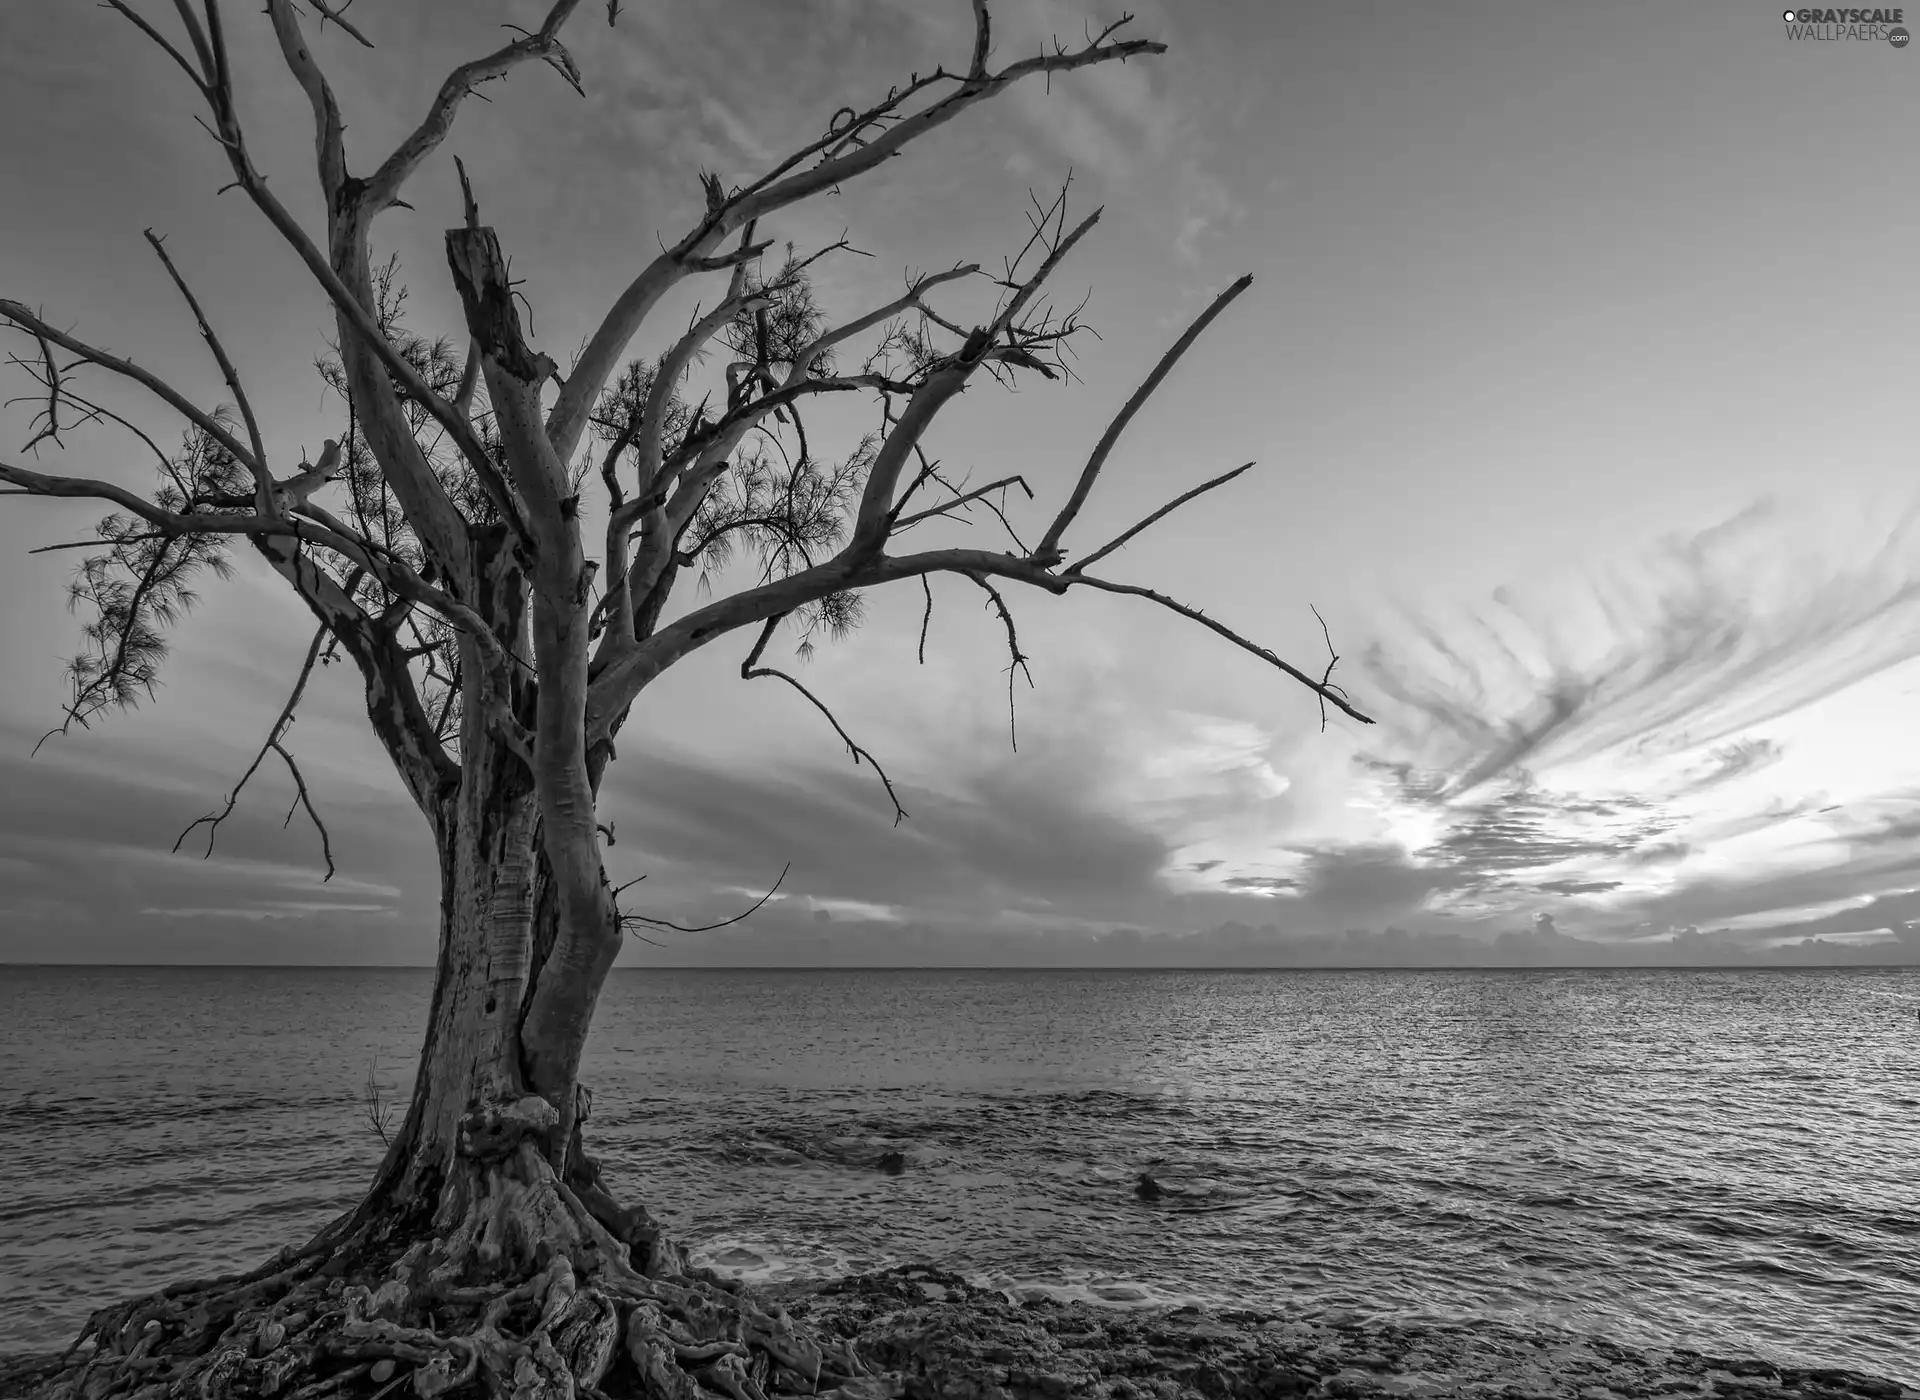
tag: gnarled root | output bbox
[28,1141,893,1400]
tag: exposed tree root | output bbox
[26,1135,897,1400]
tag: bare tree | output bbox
[0,3,1372,1396]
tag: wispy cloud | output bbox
[1330,497,1920,939]
[895,0,1246,263]
[1363,498,1920,800]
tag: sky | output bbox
[3,0,1920,966]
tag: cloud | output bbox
[1275,841,1464,929]
[1362,498,1920,801]
[896,0,1246,263]
[618,901,1920,970]
[12,490,1920,968]
[1677,737,1784,793]
[1430,789,1662,874]
[0,721,435,962]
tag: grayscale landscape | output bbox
[1,3,1916,1399]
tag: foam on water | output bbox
[688,1236,904,1288]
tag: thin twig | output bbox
[966,571,1033,751]
[173,622,339,877]
[0,301,257,472]
[742,615,907,823]
[361,1056,394,1146]
[17,326,64,454]
[893,471,1032,531]
[29,532,169,555]
[1066,462,1254,575]
[303,0,375,48]
[917,576,933,664]
[1309,602,1354,733]
[619,863,791,934]
[143,228,276,511]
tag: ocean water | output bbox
[0,966,1915,1380]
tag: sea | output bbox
[1,966,1916,1381]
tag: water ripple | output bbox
[0,965,1915,1383]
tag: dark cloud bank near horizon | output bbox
[614,911,1920,971]
[4,714,1920,969]
[9,920,1918,969]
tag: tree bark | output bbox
[446,224,626,1172]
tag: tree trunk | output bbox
[315,649,673,1290]
[354,769,541,1239]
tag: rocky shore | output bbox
[3,1264,1911,1400]
[770,1266,1915,1400]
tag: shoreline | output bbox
[3,1266,1912,1400]
[775,1266,1916,1400]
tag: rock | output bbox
[369,1358,397,1384]
[1793,1374,1906,1400]
[772,1268,1913,1400]
[1324,1372,1378,1398]
[1252,1364,1317,1397]
[196,1347,248,1400]
[822,1380,905,1400]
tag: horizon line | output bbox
[2,961,1917,972]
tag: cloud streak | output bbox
[1328,498,1920,941]
[1363,499,1920,800]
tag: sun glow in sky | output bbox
[2,0,1920,964]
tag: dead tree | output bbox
[0,3,1372,1397]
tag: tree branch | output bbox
[636,273,768,499]
[301,0,373,50]
[0,301,258,472]
[3,454,519,709]
[546,15,1164,468]
[1033,274,1252,564]
[142,228,276,513]
[121,1,527,558]
[360,0,586,215]
[788,263,979,382]
[846,366,972,555]
[917,575,933,664]
[740,616,907,824]
[986,203,1102,342]
[591,530,1375,747]
[893,472,1032,531]
[262,0,349,203]
[965,570,1032,751]
[1065,573,1375,725]
[0,458,270,533]
[173,621,338,879]
[618,862,790,935]
[1064,461,1253,575]
[1309,602,1356,734]
[261,542,461,815]
[14,325,65,455]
